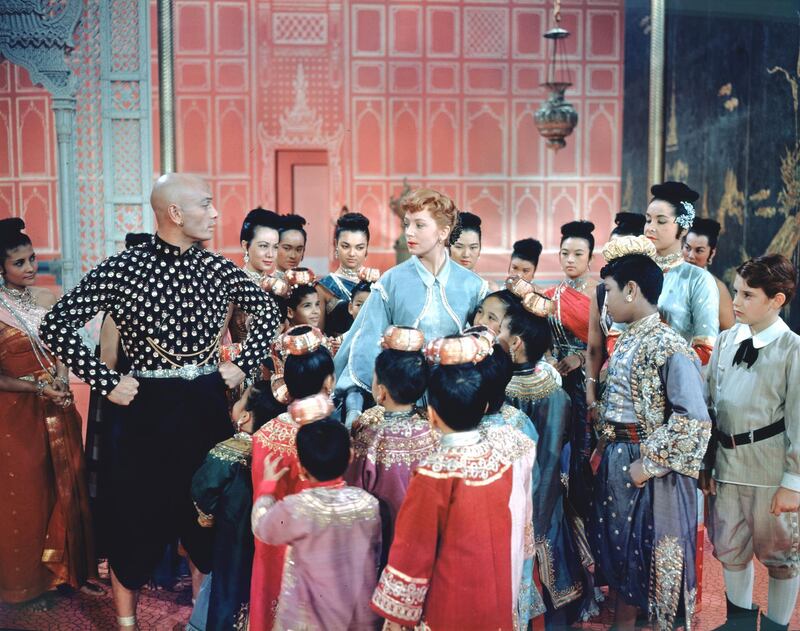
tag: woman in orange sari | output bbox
[0,218,95,608]
[543,220,599,621]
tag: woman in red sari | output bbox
[543,220,599,622]
[0,218,95,608]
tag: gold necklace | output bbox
[654,251,684,271]
[565,276,588,293]
[337,267,359,280]
[1,285,36,310]
[243,267,265,284]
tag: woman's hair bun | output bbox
[512,238,542,265]
[458,211,481,230]
[560,220,595,238]
[0,217,25,238]
[336,212,370,232]
[280,214,307,231]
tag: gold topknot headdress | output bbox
[505,276,554,317]
[424,335,487,366]
[288,393,334,424]
[261,275,291,298]
[281,325,328,356]
[284,267,316,288]
[463,325,496,360]
[381,325,425,352]
[601,235,657,262]
[358,266,381,283]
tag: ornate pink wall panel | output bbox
[0,62,59,259]
[344,0,625,276]
[157,0,625,276]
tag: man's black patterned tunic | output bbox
[40,235,281,393]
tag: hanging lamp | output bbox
[534,0,578,151]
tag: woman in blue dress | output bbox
[644,181,719,364]
[317,212,371,336]
[334,189,487,426]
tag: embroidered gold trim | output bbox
[649,535,683,631]
[534,536,583,608]
[209,435,253,466]
[41,548,62,563]
[253,413,299,456]
[372,564,429,624]
[506,369,559,401]
[417,436,515,483]
[351,406,439,468]
[289,486,379,526]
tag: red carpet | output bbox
[1,534,798,630]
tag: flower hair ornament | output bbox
[601,235,657,263]
[288,392,335,424]
[675,201,696,230]
[381,325,425,352]
[424,335,487,366]
[261,275,290,298]
[358,266,381,283]
[284,267,316,288]
[505,276,553,317]
[463,325,496,360]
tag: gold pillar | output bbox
[158,0,176,173]
[647,0,665,189]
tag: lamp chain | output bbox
[554,0,561,24]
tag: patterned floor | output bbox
[1,534,798,630]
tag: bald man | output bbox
[41,173,282,629]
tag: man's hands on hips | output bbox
[107,375,139,406]
[219,361,246,389]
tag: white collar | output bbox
[411,250,452,288]
[440,429,482,448]
[732,317,789,349]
